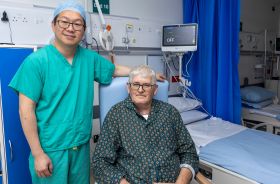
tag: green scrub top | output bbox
[9,45,115,152]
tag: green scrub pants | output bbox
[29,142,90,184]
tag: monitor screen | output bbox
[161,23,198,52]
[275,37,280,54]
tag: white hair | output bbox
[128,65,156,84]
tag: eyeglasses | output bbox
[56,20,85,31]
[128,83,155,91]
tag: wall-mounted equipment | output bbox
[94,0,114,51]
[275,37,280,55]
[161,23,198,89]
[161,23,198,53]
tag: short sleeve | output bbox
[93,54,115,84]
[9,56,43,103]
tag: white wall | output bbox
[241,0,279,33]
[0,0,182,48]
[0,0,84,8]
[109,0,182,23]
[0,0,182,23]
[239,0,280,85]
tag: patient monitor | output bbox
[161,23,198,88]
[161,24,198,53]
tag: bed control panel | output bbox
[275,127,280,135]
[199,164,212,180]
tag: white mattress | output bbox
[186,117,246,153]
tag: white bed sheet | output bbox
[186,117,246,152]
[247,104,280,118]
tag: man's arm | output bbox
[19,93,53,177]
[110,53,165,81]
[176,167,193,184]
[120,178,130,184]
[114,64,166,81]
[155,167,193,184]
[172,106,199,183]
[92,107,126,183]
[113,64,131,77]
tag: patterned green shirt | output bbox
[93,97,199,183]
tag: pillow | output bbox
[242,99,273,109]
[180,110,208,124]
[168,97,202,112]
[240,86,275,103]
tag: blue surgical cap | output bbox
[53,0,86,21]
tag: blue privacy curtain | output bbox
[183,0,241,124]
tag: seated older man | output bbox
[93,65,198,184]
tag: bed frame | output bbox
[191,160,259,184]
[242,107,280,135]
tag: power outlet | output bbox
[12,16,19,22]
[22,16,28,23]
[12,15,28,23]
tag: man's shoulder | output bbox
[19,46,50,69]
[105,100,129,120]
[78,46,98,56]
[26,45,51,60]
[153,99,172,108]
[110,100,127,110]
[153,99,179,113]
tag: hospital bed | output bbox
[98,77,210,184]
[168,94,280,184]
[240,86,280,135]
[185,117,280,184]
[242,104,280,134]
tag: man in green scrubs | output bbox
[9,1,166,183]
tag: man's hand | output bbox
[34,152,53,177]
[120,178,130,184]
[156,73,166,82]
[175,168,193,184]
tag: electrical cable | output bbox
[162,52,212,117]
[92,37,100,54]
[163,53,181,85]
[8,20,13,44]
[277,80,279,103]
[182,52,194,78]
[171,56,179,71]
[184,86,212,116]
[163,53,190,95]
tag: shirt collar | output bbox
[49,44,80,67]
[124,96,161,114]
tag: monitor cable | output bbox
[162,52,212,117]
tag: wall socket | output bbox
[12,15,28,23]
